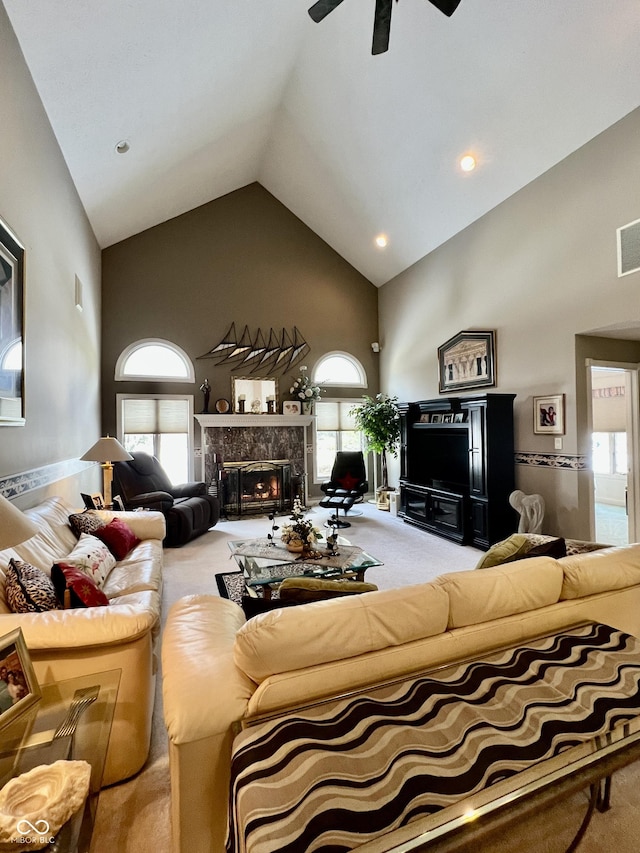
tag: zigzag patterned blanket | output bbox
[227,623,640,853]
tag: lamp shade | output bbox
[0,494,39,549]
[80,436,133,464]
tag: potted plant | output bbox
[350,394,400,510]
[289,366,322,414]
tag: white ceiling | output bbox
[5,0,640,286]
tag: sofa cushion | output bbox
[51,564,110,608]
[475,534,532,569]
[54,533,116,588]
[5,559,61,613]
[93,517,141,561]
[234,582,450,683]
[559,544,640,600]
[68,511,106,538]
[435,557,563,629]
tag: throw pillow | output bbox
[5,558,61,613]
[51,564,109,608]
[475,534,532,570]
[522,537,567,560]
[337,472,360,491]
[93,518,140,561]
[68,511,106,538]
[53,533,116,588]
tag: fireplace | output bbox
[195,414,314,514]
[221,460,292,518]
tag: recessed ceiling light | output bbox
[460,154,476,172]
[115,140,130,154]
[375,234,389,248]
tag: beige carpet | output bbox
[91,504,640,852]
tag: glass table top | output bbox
[228,536,383,588]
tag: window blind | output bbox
[316,401,358,431]
[123,398,189,434]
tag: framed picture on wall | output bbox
[438,330,496,393]
[0,218,25,426]
[533,394,565,435]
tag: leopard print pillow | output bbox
[5,558,61,613]
[68,511,106,538]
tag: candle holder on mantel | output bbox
[237,398,245,414]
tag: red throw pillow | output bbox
[51,564,109,608]
[94,517,141,561]
[337,472,360,491]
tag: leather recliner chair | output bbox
[113,452,220,546]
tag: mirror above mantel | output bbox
[232,377,278,414]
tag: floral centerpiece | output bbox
[281,498,323,553]
[289,366,322,406]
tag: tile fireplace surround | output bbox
[195,414,314,505]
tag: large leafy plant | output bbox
[350,394,400,489]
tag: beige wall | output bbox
[379,108,640,539]
[101,184,379,492]
[0,6,102,507]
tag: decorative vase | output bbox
[286,540,304,553]
[302,401,314,415]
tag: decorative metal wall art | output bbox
[198,325,309,374]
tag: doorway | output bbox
[588,363,639,545]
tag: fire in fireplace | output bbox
[221,460,293,517]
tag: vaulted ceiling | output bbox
[5,0,640,286]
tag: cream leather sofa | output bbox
[0,496,164,785]
[162,543,640,853]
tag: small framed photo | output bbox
[419,414,430,423]
[443,413,454,423]
[453,413,465,423]
[533,394,565,435]
[283,401,301,415]
[431,414,443,423]
[0,628,41,729]
[81,492,105,510]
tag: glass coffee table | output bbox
[0,669,120,852]
[229,537,383,599]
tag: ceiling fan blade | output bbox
[308,0,347,24]
[428,0,462,16]
[371,0,392,55]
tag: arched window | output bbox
[312,352,367,388]
[115,339,194,382]
[1,339,21,371]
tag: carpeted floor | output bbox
[91,503,640,852]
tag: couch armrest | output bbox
[0,590,161,651]
[170,482,207,499]
[162,595,254,744]
[94,509,166,541]
[125,491,174,512]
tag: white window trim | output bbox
[115,338,195,382]
[116,393,195,480]
[312,351,367,388]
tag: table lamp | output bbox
[0,493,39,549]
[80,436,133,509]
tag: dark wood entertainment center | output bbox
[398,393,516,549]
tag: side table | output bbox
[0,669,120,852]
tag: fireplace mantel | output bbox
[195,414,314,428]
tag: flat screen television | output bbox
[409,427,470,492]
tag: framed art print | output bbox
[533,394,565,435]
[0,628,41,729]
[0,217,25,426]
[283,400,301,415]
[438,330,496,393]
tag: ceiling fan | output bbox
[308,0,462,55]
